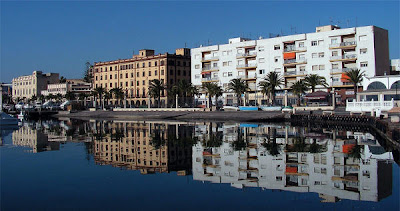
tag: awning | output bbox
[341,73,350,82]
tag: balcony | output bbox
[202,77,219,83]
[238,75,257,80]
[284,71,306,77]
[202,66,219,72]
[330,68,353,74]
[283,59,307,66]
[329,41,357,49]
[330,54,357,62]
[236,51,257,58]
[284,46,307,53]
[332,81,353,87]
[237,63,258,69]
[202,56,219,62]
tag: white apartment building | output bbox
[391,59,400,72]
[192,123,394,202]
[41,79,91,96]
[191,25,389,106]
[12,71,59,101]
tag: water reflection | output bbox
[8,119,395,203]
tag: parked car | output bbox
[23,104,34,110]
[34,101,42,109]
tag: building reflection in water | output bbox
[192,123,393,203]
[92,121,193,175]
[10,119,395,202]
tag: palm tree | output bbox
[104,90,111,106]
[65,91,75,101]
[187,85,200,107]
[291,80,308,106]
[110,88,124,106]
[202,83,222,109]
[228,78,248,106]
[148,79,165,108]
[176,80,191,107]
[78,93,88,107]
[259,72,284,105]
[94,87,105,109]
[59,76,67,83]
[304,74,328,93]
[345,69,365,100]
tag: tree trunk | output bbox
[208,94,212,109]
[237,95,241,107]
[354,85,357,101]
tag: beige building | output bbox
[93,48,191,107]
[12,125,60,153]
[92,121,193,174]
[12,71,59,101]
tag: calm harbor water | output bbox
[1,119,399,210]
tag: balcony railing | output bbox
[236,51,257,57]
[331,68,353,74]
[202,66,219,71]
[238,75,257,80]
[237,63,258,68]
[330,54,357,61]
[284,46,307,52]
[332,81,353,86]
[329,41,356,48]
[202,77,219,82]
[284,71,306,76]
[284,59,307,64]
[202,56,219,61]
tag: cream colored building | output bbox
[92,121,193,174]
[12,71,59,101]
[93,48,191,107]
[12,124,60,153]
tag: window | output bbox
[213,62,218,67]
[276,176,282,181]
[137,81,139,86]
[275,68,281,72]
[311,41,317,46]
[223,72,228,77]
[319,65,325,70]
[359,35,367,41]
[125,82,128,86]
[126,73,128,78]
[148,62,151,67]
[227,50,232,55]
[142,80,145,85]
[155,61,157,66]
[318,40,324,45]
[332,51,338,56]
[148,71,151,76]
[331,38,338,44]
[274,57,279,62]
[177,70,181,76]
[274,45,280,50]
[312,53,317,58]
[137,72,139,77]
[131,81,133,86]
[105,75,108,80]
[298,54,305,60]
[142,63,145,68]
[228,61,232,66]
[142,72,145,77]
[170,69,174,75]
[228,72,233,77]
[155,70,157,76]
[259,46,264,52]
[259,69,265,74]
[312,65,318,71]
[360,48,367,54]
[131,73,134,78]
[361,62,368,67]
[259,58,265,63]
[195,54,200,59]
[195,74,200,79]
[332,63,339,69]
[299,42,304,47]
[195,64,200,69]
[222,51,227,56]
[161,69,164,75]
[299,66,305,71]
[319,52,324,58]
[110,83,112,87]
[223,62,228,67]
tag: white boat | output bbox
[260,106,282,111]
[223,106,240,111]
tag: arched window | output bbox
[390,81,400,89]
[367,81,386,90]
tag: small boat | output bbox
[260,106,282,111]
[0,112,19,126]
[223,106,240,111]
[239,106,259,111]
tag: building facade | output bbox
[391,59,400,74]
[191,25,389,106]
[41,79,91,97]
[93,48,191,107]
[12,71,59,101]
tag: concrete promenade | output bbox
[55,110,285,122]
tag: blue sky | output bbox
[1,1,399,82]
